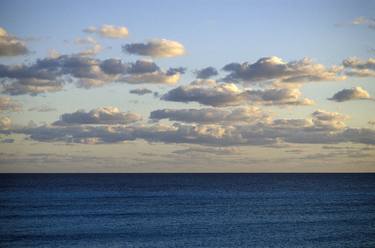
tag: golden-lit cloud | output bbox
[123,39,185,58]
[328,86,372,102]
[83,25,129,38]
[0,27,28,56]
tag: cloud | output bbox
[195,67,218,79]
[0,96,22,112]
[328,86,371,102]
[0,116,11,130]
[162,80,314,106]
[0,55,182,95]
[120,71,180,85]
[53,107,142,125]
[13,109,375,146]
[74,37,102,56]
[167,67,186,75]
[123,39,185,58]
[129,88,153,95]
[351,17,375,30]
[343,57,375,77]
[222,56,345,84]
[0,27,28,56]
[150,106,270,124]
[310,109,349,131]
[83,25,129,38]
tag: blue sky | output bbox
[0,0,374,172]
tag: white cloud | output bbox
[83,25,129,38]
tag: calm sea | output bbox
[0,173,374,247]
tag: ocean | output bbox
[0,173,374,247]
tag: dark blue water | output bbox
[0,174,374,248]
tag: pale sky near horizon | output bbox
[0,0,374,172]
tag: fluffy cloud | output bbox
[150,107,270,124]
[83,25,129,38]
[0,116,11,130]
[53,107,142,125]
[222,56,344,84]
[195,67,218,79]
[310,110,348,131]
[129,88,153,95]
[328,86,371,102]
[12,109,375,146]
[351,17,375,30]
[0,27,28,56]
[123,39,185,58]
[0,96,22,112]
[162,80,314,106]
[0,55,182,95]
[343,57,375,77]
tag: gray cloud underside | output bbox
[162,80,314,107]
[328,86,371,102]
[222,56,345,84]
[53,107,142,125]
[195,66,218,79]
[10,109,375,146]
[129,88,153,95]
[123,39,185,58]
[150,107,269,124]
[0,55,182,95]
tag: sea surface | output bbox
[0,173,374,248]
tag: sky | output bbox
[0,0,374,172]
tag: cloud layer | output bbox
[12,108,375,146]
